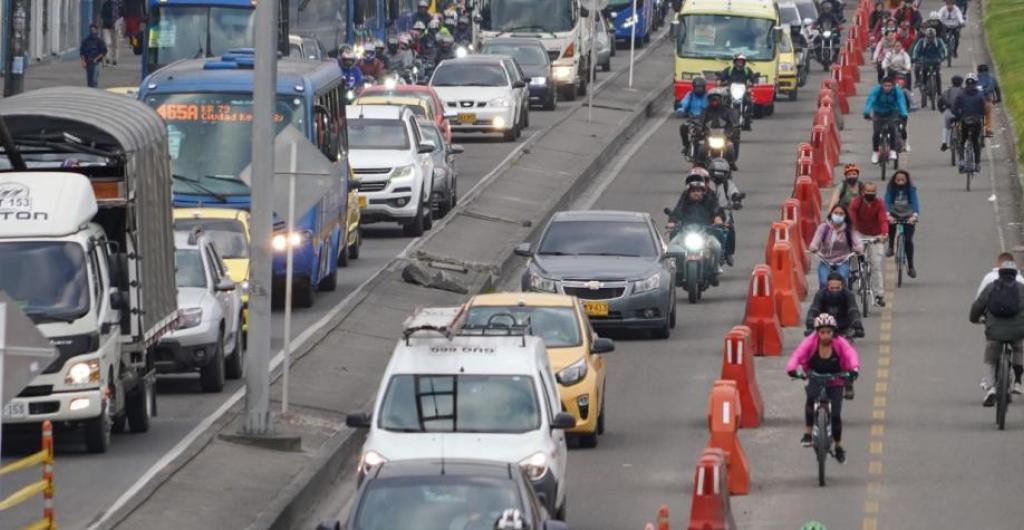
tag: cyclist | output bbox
[849,181,889,307]
[677,77,710,155]
[896,20,917,51]
[895,0,923,31]
[864,75,909,164]
[938,74,964,152]
[977,64,1002,137]
[806,272,865,339]
[787,313,861,464]
[882,39,913,90]
[885,170,920,278]
[828,164,866,211]
[977,252,1024,296]
[969,261,1024,405]
[911,27,948,93]
[937,0,965,58]
[809,204,865,288]
[952,74,987,173]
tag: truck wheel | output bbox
[560,84,577,102]
[347,230,361,260]
[319,264,338,291]
[337,232,351,268]
[403,205,426,236]
[225,323,245,380]
[84,403,112,453]
[293,276,316,308]
[199,334,226,393]
[126,379,153,433]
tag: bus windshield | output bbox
[147,5,256,71]
[145,92,306,196]
[677,14,776,61]
[480,0,576,33]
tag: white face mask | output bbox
[831,214,845,224]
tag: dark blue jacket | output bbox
[885,184,920,215]
[952,87,987,119]
[80,34,107,63]
[912,37,947,64]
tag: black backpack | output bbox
[987,278,1021,318]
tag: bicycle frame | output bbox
[996,341,1014,430]
[893,218,911,287]
[795,370,850,487]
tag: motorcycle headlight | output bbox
[346,89,356,100]
[556,357,588,386]
[822,30,833,38]
[455,46,468,58]
[359,450,388,477]
[684,232,705,252]
[390,164,415,180]
[177,307,204,329]
[530,76,547,86]
[633,272,661,293]
[528,269,558,293]
[730,83,746,100]
[519,452,549,481]
[489,97,511,107]
[271,231,307,252]
[65,359,101,386]
[708,136,726,150]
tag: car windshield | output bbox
[147,6,255,69]
[483,44,548,65]
[366,89,437,112]
[175,249,207,288]
[348,119,411,150]
[676,14,776,61]
[538,220,657,257]
[0,242,90,322]
[379,374,540,433]
[779,31,794,53]
[353,476,520,530]
[431,64,508,87]
[465,306,582,348]
[146,92,306,196]
[480,0,575,33]
[173,218,249,259]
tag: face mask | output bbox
[824,290,843,303]
[831,214,845,224]
[845,176,858,184]
[864,194,877,201]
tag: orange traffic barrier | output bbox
[834,63,856,97]
[658,505,670,530]
[813,109,841,166]
[810,126,835,188]
[845,38,863,66]
[794,176,821,227]
[706,380,750,495]
[821,78,849,114]
[687,448,737,530]
[785,194,816,249]
[819,95,844,132]
[742,265,783,356]
[720,326,764,428]
[769,241,802,326]
[772,220,808,274]
[796,151,813,183]
[774,227,808,300]
[839,51,860,84]
[781,218,810,271]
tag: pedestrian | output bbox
[100,0,123,66]
[80,24,108,88]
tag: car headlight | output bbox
[707,136,726,150]
[610,10,618,17]
[633,273,661,293]
[489,97,511,107]
[730,83,746,100]
[240,280,250,294]
[684,232,705,252]
[65,359,100,386]
[359,450,387,476]
[528,269,558,293]
[552,65,574,81]
[346,89,356,100]
[390,164,415,180]
[271,231,306,252]
[530,76,547,86]
[557,357,588,386]
[177,307,203,329]
[519,451,549,481]
[780,62,795,72]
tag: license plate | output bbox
[583,301,610,317]
[457,113,476,124]
[358,195,368,208]
[2,401,27,419]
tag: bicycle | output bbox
[944,29,959,66]
[891,215,913,287]
[852,237,879,317]
[918,64,940,111]
[812,250,857,290]
[793,370,853,486]
[949,118,962,167]
[994,341,1015,430]
[960,116,982,191]
[877,118,899,181]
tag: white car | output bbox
[288,34,327,60]
[346,307,574,519]
[430,55,530,142]
[347,104,437,236]
[156,230,243,393]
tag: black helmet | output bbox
[692,76,707,95]
[951,75,964,87]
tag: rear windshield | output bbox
[379,374,540,433]
[349,119,411,150]
[465,306,582,348]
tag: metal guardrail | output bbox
[0,420,55,530]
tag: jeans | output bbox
[818,260,850,289]
[102,23,121,64]
[85,63,100,88]
[805,381,844,442]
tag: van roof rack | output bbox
[402,306,466,344]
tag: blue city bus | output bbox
[143,0,257,79]
[602,0,654,46]
[139,55,353,308]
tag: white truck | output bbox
[0,87,178,453]
[476,0,605,101]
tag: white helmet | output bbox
[813,313,838,330]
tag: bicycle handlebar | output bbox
[791,370,853,381]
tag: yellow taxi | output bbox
[777,27,800,101]
[464,292,614,447]
[352,95,435,124]
[172,208,251,341]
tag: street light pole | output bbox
[242,0,278,435]
[3,0,29,97]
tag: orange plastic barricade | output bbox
[821,78,849,114]
[783,198,816,260]
[846,38,864,66]
[771,220,807,275]
[819,95,844,132]
[687,448,737,530]
[706,380,750,495]
[781,218,810,272]
[793,177,821,239]
[769,241,802,326]
[720,326,764,428]
[840,51,860,84]
[813,109,841,166]
[658,505,670,530]
[742,265,783,356]
[774,229,807,301]
[810,126,835,188]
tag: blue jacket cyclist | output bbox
[864,76,909,164]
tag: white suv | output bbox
[347,105,437,236]
[430,55,530,142]
[346,307,574,520]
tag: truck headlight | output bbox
[552,65,574,81]
[359,450,387,476]
[684,232,705,252]
[531,76,547,86]
[489,97,511,107]
[780,62,795,72]
[633,273,661,293]
[65,359,100,385]
[556,357,588,386]
[707,136,726,150]
[390,164,415,180]
[528,269,557,292]
[178,307,203,329]
[519,452,549,481]
[271,231,306,252]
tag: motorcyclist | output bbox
[952,74,988,173]
[339,51,364,96]
[454,16,473,45]
[421,19,441,63]
[359,45,386,80]
[937,0,965,57]
[697,91,740,171]
[786,313,860,464]
[443,13,458,34]
[864,75,909,164]
[805,272,865,341]
[676,77,710,156]
[414,0,434,27]
[706,163,743,266]
[384,36,414,74]
[815,2,842,31]
[669,174,727,273]
[436,32,456,62]
[719,54,757,128]
[912,26,947,94]
[410,21,428,54]
[809,204,865,288]
[818,0,845,23]
[938,74,964,152]
[969,260,1024,406]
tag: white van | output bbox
[346,306,574,519]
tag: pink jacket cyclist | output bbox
[786,334,861,385]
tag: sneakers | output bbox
[834,446,847,464]
[1014,382,1024,395]
[940,142,948,152]
[984,388,997,407]
[908,267,917,278]
[844,383,855,401]
[889,150,899,160]
[801,433,813,446]
[875,295,886,307]
[871,151,880,164]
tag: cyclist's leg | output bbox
[872,118,883,153]
[836,261,852,286]
[887,224,896,255]
[984,100,994,137]
[1013,340,1024,384]
[828,385,844,443]
[817,261,830,288]
[984,340,998,391]
[804,383,819,435]
[903,223,916,270]
[869,241,885,297]
[942,110,954,146]
[971,122,982,164]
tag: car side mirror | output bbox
[551,412,576,430]
[448,144,465,155]
[316,521,342,530]
[418,141,436,154]
[109,290,124,311]
[513,80,527,88]
[590,337,615,354]
[514,242,532,257]
[544,521,569,530]
[346,412,372,428]
[663,207,673,216]
[215,278,236,292]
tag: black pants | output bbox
[888,222,916,267]
[872,117,902,151]
[725,224,736,256]
[805,381,844,442]
[962,118,983,164]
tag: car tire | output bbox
[126,379,153,433]
[543,89,557,110]
[578,430,598,448]
[597,397,606,435]
[788,89,798,102]
[523,107,530,129]
[403,204,426,236]
[602,59,610,72]
[225,322,245,380]
[347,229,361,260]
[83,401,112,454]
[319,264,338,291]
[293,276,316,308]
[502,125,517,141]
[337,232,351,268]
[422,199,434,230]
[669,302,677,329]
[437,182,454,218]
[577,72,588,96]
[199,333,226,393]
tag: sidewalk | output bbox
[19,40,141,93]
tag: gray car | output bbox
[515,210,676,339]
[417,119,464,219]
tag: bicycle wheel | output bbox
[860,261,871,317]
[816,406,830,487]
[896,230,905,288]
[950,126,959,167]
[965,145,974,191]
[997,347,1011,430]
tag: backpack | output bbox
[987,278,1021,318]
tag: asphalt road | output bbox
[0,38,664,530]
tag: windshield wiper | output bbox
[171,174,229,203]
[577,252,641,257]
[24,310,79,323]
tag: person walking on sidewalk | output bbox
[80,24,108,88]
[849,181,889,307]
[101,0,124,66]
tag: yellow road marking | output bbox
[871,424,885,437]
[879,344,891,354]
[863,518,879,530]
[879,357,891,367]
[876,382,889,393]
[869,461,884,474]
[877,367,889,379]
[873,409,886,420]
[874,396,887,408]
[880,332,892,342]
[865,500,880,514]
[870,441,884,454]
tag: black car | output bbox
[481,38,557,111]
[317,459,569,530]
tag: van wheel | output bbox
[523,108,530,128]
[337,233,351,268]
[225,324,245,380]
[293,276,316,308]
[84,402,112,453]
[199,334,226,393]
[578,430,598,448]
[126,379,153,433]
[347,230,361,259]
[319,265,338,291]
[403,204,426,236]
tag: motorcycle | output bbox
[699,127,733,166]
[814,24,841,71]
[729,83,753,131]
[681,119,703,162]
[663,215,722,304]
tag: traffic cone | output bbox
[720,326,764,428]
[687,448,737,530]
[742,265,783,356]
[771,220,807,275]
[706,380,750,495]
